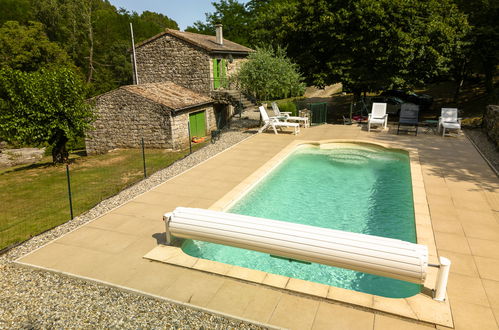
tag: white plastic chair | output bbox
[438,108,461,137]
[258,106,300,135]
[271,102,310,128]
[368,103,388,132]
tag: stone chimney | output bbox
[215,24,223,45]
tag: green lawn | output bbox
[0,142,208,250]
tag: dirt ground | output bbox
[0,148,45,168]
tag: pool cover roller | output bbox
[164,207,429,284]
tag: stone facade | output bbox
[134,29,252,94]
[135,35,211,94]
[484,105,499,147]
[85,88,216,155]
[226,58,248,80]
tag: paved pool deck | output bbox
[17,124,499,330]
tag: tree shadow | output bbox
[370,125,498,192]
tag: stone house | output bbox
[85,82,215,155]
[85,26,254,155]
[133,25,253,95]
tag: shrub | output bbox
[276,100,297,116]
[461,117,482,128]
[234,47,305,101]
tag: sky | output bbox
[108,0,249,31]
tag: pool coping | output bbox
[143,139,453,327]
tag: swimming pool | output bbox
[182,143,420,298]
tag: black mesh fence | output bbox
[0,133,211,253]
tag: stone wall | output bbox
[85,88,173,155]
[484,105,499,147]
[85,88,217,154]
[135,35,211,94]
[226,57,247,77]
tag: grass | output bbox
[0,141,209,250]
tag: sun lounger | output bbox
[258,106,300,135]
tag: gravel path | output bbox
[464,128,499,174]
[1,127,268,329]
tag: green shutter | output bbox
[197,111,206,136]
[213,59,219,89]
[221,59,227,88]
[189,113,197,137]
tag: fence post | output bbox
[66,164,74,220]
[141,137,147,178]
[188,121,192,154]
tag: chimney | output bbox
[215,24,223,45]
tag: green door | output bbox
[189,111,206,137]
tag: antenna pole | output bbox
[130,23,139,84]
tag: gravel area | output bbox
[1,127,268,329]
[464,128,499,174]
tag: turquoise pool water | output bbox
[182,143,420,298]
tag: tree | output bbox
[253,0,470,96]
[0,21,71,72]
[247,0,299,48]
[234,47,305,100]
[136,10,179,34]
[27,0,180,96]
[0,0,33,26]
[0,67,94,163]
[455,0,499,94]
[186,0,253,46]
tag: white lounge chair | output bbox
[271,102,310,128]
[438,108,461,137]
[368,102,388,132]
[258,106,300,135]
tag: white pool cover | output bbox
[164,207,428,284]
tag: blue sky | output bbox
[108,0,249,31]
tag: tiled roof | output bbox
[135,29,253,54]
[122,82,212,111]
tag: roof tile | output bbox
[135,29,253,54]
[122,82,212,111]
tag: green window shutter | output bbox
[213,59,219,89]
[189,113,197,137]
[196,111,206,136]
[221,59,227,87]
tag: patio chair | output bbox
[271,102,310,128]
[397,103,419,136]
[368,103,388,132]
[258,106,300,135]
[438,108,461,137]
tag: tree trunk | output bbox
[86,3,94,84]
[484,59,494,94]
[453,61,467,104]
[52,132,69,164]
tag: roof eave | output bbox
[173,100,214,113]
[209,50,252,55]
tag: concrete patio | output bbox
[17,124,499,329]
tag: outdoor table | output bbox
[422,120,438,134]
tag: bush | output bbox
[234,47,305,101]
[461,117,482,128]
[276,100,297,116]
